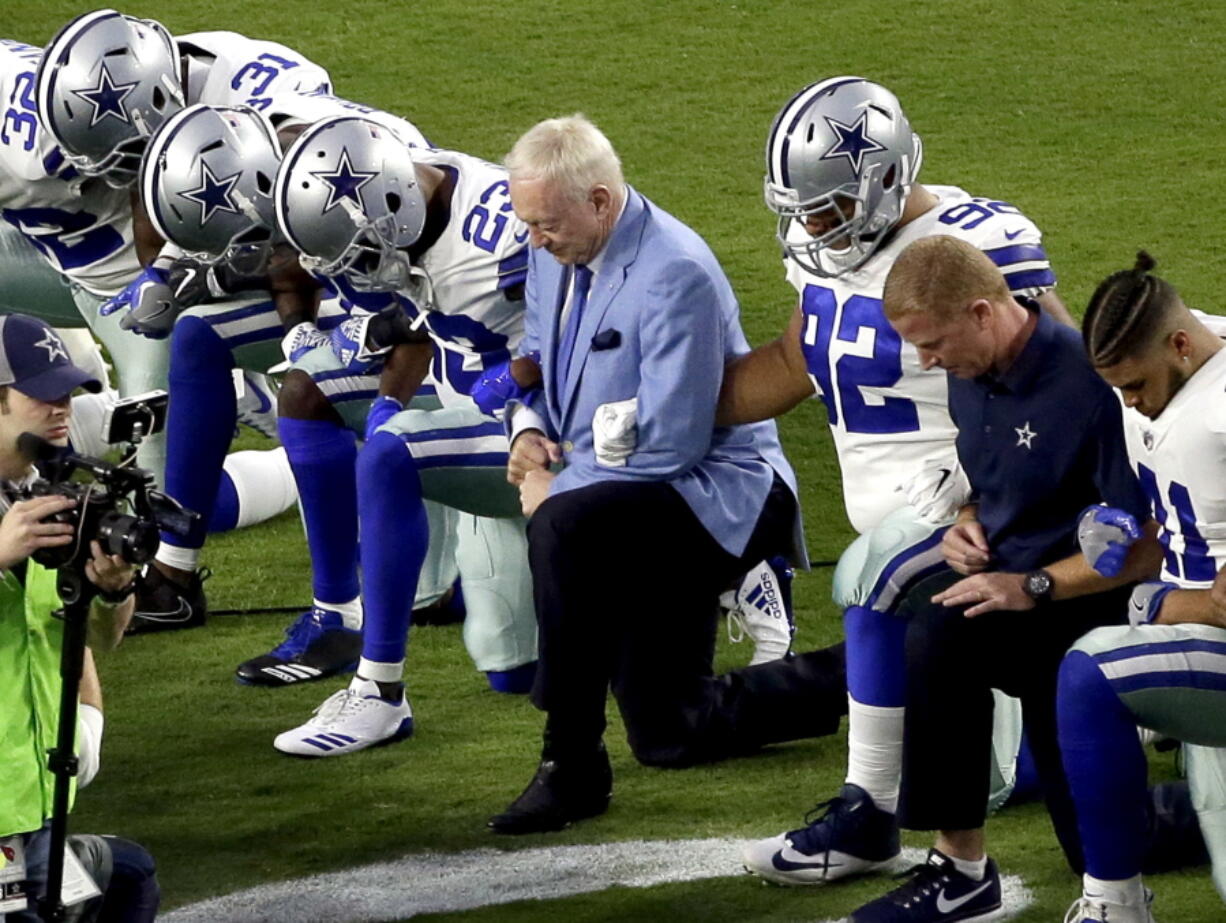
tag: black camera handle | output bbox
[38,566,95,923]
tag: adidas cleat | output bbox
[274,680,414,758]
[724,556,795,665]
[235,608,362,686]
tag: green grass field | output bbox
[9,0,1226,919]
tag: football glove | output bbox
[1128,580,1178,626]
[898,457,973,525]
[278,321,330,366]
[364,395,403,441]
[1078,504,1141,577]
[470,360,528,419]
[99,266,182,339]
[330,305,424,374]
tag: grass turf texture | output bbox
[9,0,1226,919]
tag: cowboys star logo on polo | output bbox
[34,330,69,362]
[1015,421,1037,449]
[71,64,137,127]
[311,147,377,214]
[178,161,242,225]
[819,111,886,172]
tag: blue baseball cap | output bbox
[0,314,102,402]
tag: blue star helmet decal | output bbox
[71,64,138,128]
[311,147,377,214]
[178,161,243,225]
[820,111,887,173]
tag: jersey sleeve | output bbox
[972,214,1056,298]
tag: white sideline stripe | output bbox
[162,840,1033,923]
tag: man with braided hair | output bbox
[1059,253,1226,922]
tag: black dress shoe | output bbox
[488,747,612,834]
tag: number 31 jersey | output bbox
[1121,346,1226,589]
[786,185,1056,533]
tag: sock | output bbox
[155,543,200,573]
[948,853,988,881]
[162,315,236,550]
[278,417,360,607]
[1083,872,1145,905]
[356,657,404,684]
[1058,651,1149,880]
[356,431,429,666]
[317,596,362,631]
[846,697,904,813]
[488,661,537,694]
[209,448,298,532]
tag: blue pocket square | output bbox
[591,329,621,351]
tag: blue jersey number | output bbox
[937,198,1021,230]
[463,180,527,253]
[1,70,37,152]
[1137,463,1215,581]
[800,285,920,434]
[2,206,126,271]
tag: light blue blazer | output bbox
[520,187,804,562]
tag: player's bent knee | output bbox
[277,368,333,420]
[170,314,230,374]
[357,430,414,485]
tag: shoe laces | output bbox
[1063,896,1105,923]
[881,861,954,910]
[312,688,365,727]
[789,791,856,853]
[270,608,332,659]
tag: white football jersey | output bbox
[177,32,331,111]
[784,185,1056,533]
[263,90,429,149]
[0,39,138,296]
[1120,346,1226,589]
[400,149,528,406]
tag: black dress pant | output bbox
[528,475,846,767]
[897,569,1131,871]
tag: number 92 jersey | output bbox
[1120,346,1226,590]
[786,185,1056,534]
[399,148,529,407]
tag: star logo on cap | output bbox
[178,161,242,225]
[71,64,137,128]
[311,147,377,214]
[1015,421,1037,449]
[820,111,887,173]
[34,330,69,363]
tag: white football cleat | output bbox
[724,557,795,665]
[274,679,414,758]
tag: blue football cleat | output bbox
[235,607,362,686]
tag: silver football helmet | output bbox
[274,115,427,292]
[764,76,923,277]
[141,104,281,274]
[35,8,183,187]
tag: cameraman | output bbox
[0,314,158,921]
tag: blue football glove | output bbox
[364,395,402,441]
[330,314,386,374]
[99,266,181,339]
[1128,580,1178,626]
[1077,504,1142,577]
[470,360,529,419]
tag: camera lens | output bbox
[96,512,160,565]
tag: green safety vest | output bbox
[0,560,75,838]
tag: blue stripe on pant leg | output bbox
[357,431,429,664]
[1058,650,1149,880]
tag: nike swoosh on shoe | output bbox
[934,878,995,914]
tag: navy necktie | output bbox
[558,263,592,389]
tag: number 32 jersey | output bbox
[786,185,1056,533]
[1120,346,1226,590]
